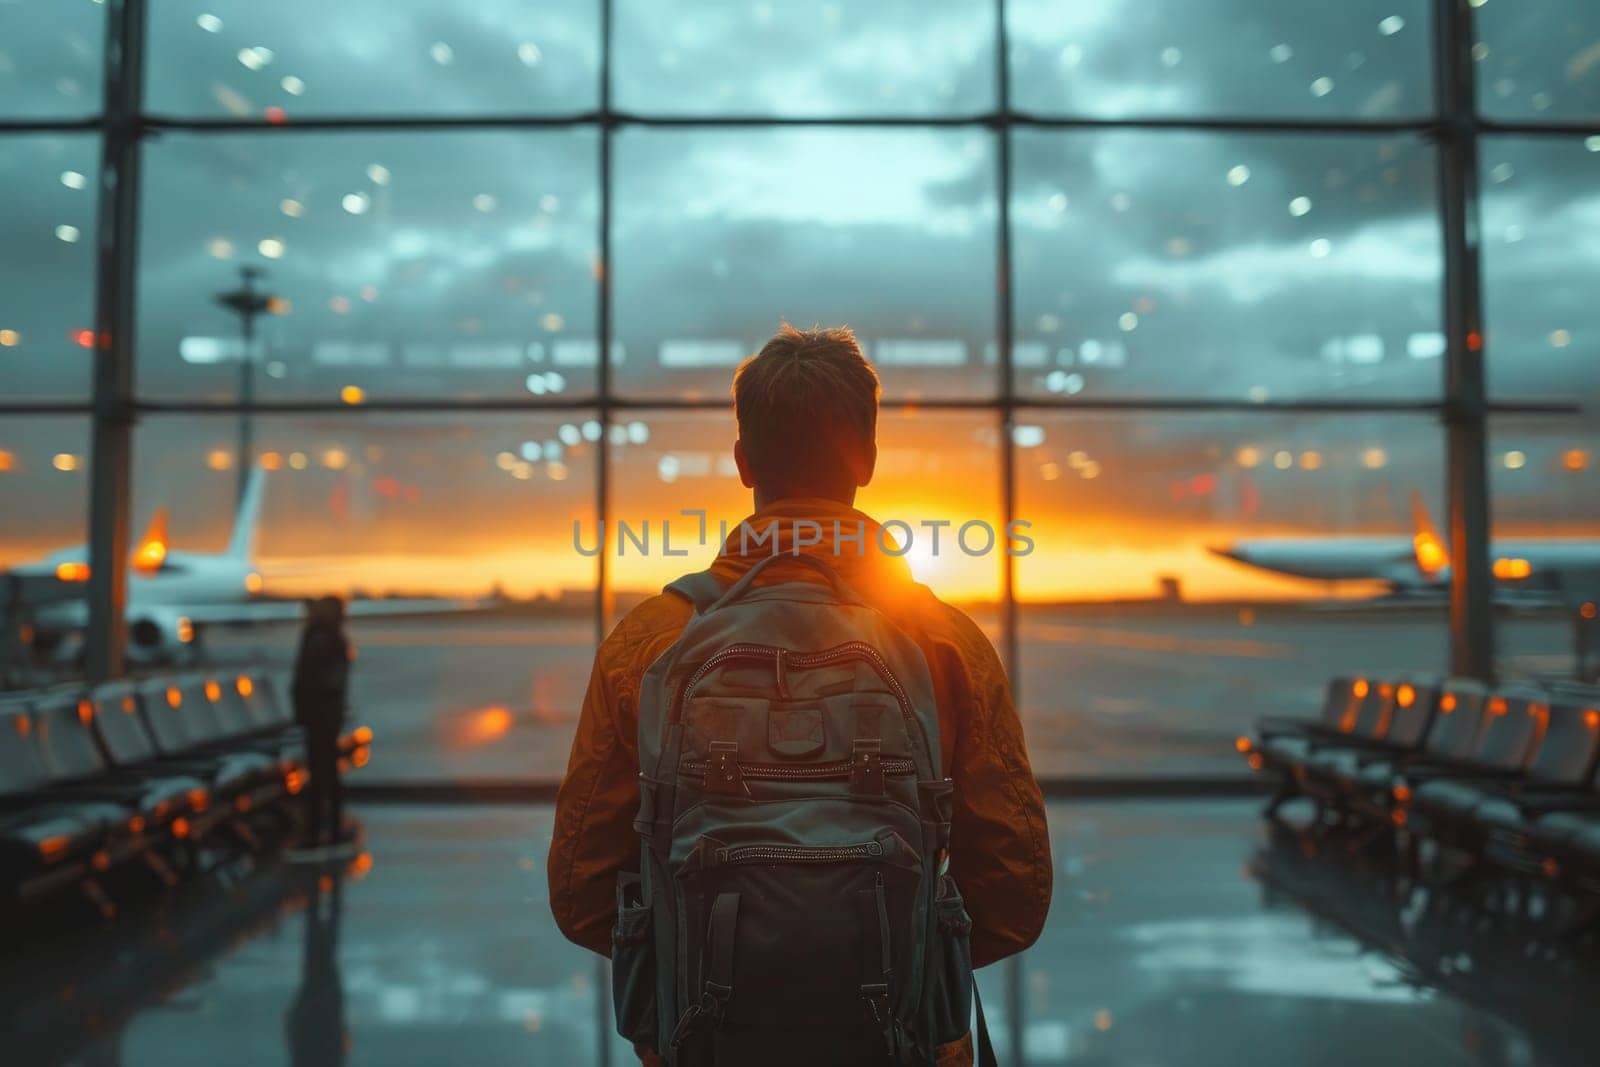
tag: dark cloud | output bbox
[2,0,1597,560]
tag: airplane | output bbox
[4,469,479,666]
[1210,492,1600,609]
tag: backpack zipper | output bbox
[673,641,918,743]
[681,756,916,781]
[715,841,884,865]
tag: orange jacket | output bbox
[548,499,1053,1054]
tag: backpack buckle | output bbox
[850,739,884,796]
[703,740,745,796]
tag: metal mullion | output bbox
[596,0,614,646]
[64,397,1577,417]
[996,6,1027,1061]
[137,112,1440,136]
[0,117,104,133]
[1478,118,1600,138]
[84,0,148,682]
[1434,0,1494,681]
[995,0,1019,690]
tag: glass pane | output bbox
[0,0,103,118]
[0,134,99,401]
[1489,415,1600,684]
[608,409,1002,608]
[1013,129,1443,401]
[132,414,597,782]
[1475,0,1600,122]
[0,417,90,687]
[1008,0,1433,119]
[1481,136,1600,400]
[137,130,599,401]
[146,0,600,118]
[614,128,998,400]
[1016,412,1446,777]
[613,0,996,117]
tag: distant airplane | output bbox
[5,469,479,665]
[1210,492,1600,609]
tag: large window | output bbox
[2,0,1594,784]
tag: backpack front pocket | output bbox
[672,839,919,1062]
[610,872,656,1046]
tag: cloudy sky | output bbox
[0,0,1596,598]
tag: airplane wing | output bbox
[177,597,491,627]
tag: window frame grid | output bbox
[0,0,1589,758]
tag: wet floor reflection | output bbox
[6,802,1598,1065]
[287,873,348,1067]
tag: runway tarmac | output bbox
[202,603,1579,782]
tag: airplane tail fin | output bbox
[225,468,266,561]
[1410,490,1450,577]
[131,507,169,574]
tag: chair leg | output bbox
[141,848,180,888]
[80,878,116,922]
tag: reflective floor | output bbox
[5,800,1596,1066]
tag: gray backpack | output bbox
[611,554,986,1065]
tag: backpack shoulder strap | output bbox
[664,568,727,615]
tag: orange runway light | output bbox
[187,789,209,813]
[128,816,145,834]
[1583,602,1599,621]
[55,562,90,582]
[1489,697,1508,717]
[1352,678,1370,699]
[1492,557,1532,580]
[1440,693,1458,713]
[166,687,182,709]
[236,675,254,698]
[1391,808,1408,828]
[1247,753,1264,771]
[38,834,71,860]
[1396,684,1416,709]
[1392,784,1411,804]
[351,725,373,745]
[1234,736,1252,754]
[205,680,221,702]
[461,705,514,746]
[77,700,93,726]
[285,770,306,795]
[352,851,374,877]
[352,746,371,768]
[92,851,111,873]
[1586,710,1600,730]
[171,817,191,839]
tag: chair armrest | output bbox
[1519,793,1600,815]
[1402,763,1522,784]
[1254,716,1319,740]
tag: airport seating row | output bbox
[0,671,371,916]
[1241,675,1600,898]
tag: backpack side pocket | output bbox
[611,872,657,1046]
[928,875,974,1046]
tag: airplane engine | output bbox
[126,609,199,665]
